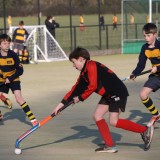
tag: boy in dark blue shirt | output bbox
[0,34,38,126]
[130,23,160,126]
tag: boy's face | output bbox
[19,25,24,29]
[71,57,85,71]
[0,40,10,52]
[143,31,157,46]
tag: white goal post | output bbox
[9,25,68,62]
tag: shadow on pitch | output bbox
[0,106,31,126]
[22,109,160,151]
[53,125,121,144]
[127,109,160,129]
[23,123,145,151]
[23,125,122,151]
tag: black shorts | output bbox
[13,43,24,51]
[144,76,160,92]
[98,96,127,112]
[0,81,21,94]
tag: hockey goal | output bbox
[9,25,68,62]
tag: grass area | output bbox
[1,54,159,160]
[0,12,153,28]
[0,13,148,53]
[0,14,121,28]
[0,14,122,52]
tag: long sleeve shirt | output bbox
[132,39,160,77]
[0,50,23,82]
[61,60,129,105]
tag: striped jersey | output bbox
[61,60,129,105]
[12,28,29,44]
[132,39,160,76]
[0,50,23,82]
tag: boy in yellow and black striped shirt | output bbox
[0,34,38,126]
[130,23,160,127]
[12,20,29,63]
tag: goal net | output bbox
[9,25,68,62]
[121,0,160,54]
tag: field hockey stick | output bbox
[121,69,151,82]
[14,101,74,154]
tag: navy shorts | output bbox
[0,81,21,94]
[144,76,160,92]
[98,96,127,112]
[13,43,24,51]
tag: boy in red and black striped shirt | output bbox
[53,47,154,153]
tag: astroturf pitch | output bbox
[0,54,160,160]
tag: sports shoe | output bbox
[147,114,160,127]
[31,119,39,126]
[4,98,13,109]
[95,145,118,153]
[141,126,154,151]
[0,111,3,120]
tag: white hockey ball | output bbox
[14,148,22,155]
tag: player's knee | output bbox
[93,114,103,122]
[140,91,148,100]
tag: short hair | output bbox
[47,16,52,20]
[0,34,11,44]
[19,20,24,26]
[69,47,90,61]
[142,23,157,34]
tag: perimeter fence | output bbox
[0,22,148,54]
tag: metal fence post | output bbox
[106,25,108,49]
[73,26,76,49]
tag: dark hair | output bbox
[142,23,157,34]
[47,16,52,20]
[0,34,11,44]
[19,20,24,26]
[69,47,90,61]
